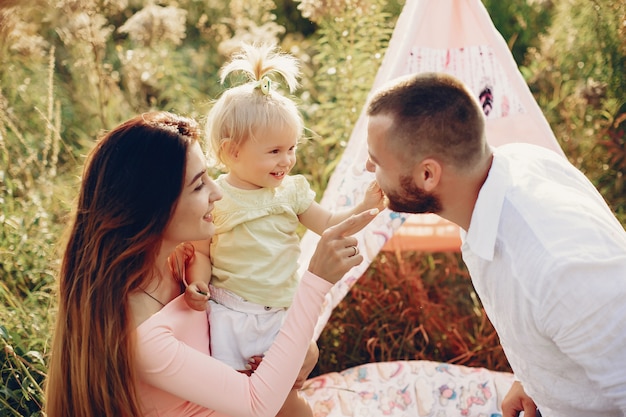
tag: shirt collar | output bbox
[461,147,510,261]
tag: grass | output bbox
[314,250,511,377]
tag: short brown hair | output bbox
[367,72,486,170]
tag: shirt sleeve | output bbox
[136,271,331,417]
[291,175,316,215]
[538,258,626,412]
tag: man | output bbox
[365,72,626,417]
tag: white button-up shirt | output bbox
[461,143,626,417]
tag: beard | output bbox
[385,174,442,214]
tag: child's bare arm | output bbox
[182,240,212,311]
[299,180,385,235]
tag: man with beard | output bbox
[364,72,626,417]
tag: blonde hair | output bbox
[206,43,304,168]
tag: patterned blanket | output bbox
[302,360,515,417]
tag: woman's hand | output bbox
[308,208,379,284]
[241,342,317,388]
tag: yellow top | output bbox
[210,174,315,307]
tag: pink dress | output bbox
[135,271,330,417]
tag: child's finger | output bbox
[196,282,210,296]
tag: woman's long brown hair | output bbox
[45,112,200,417]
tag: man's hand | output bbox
[501,380,538,417]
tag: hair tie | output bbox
[257,76,271,95]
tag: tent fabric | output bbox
[297,0,565,340]
[381,213,463,253]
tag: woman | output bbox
[45,111,377,417]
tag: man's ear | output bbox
[414,157,441,192]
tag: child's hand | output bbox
[363,180,387,212]
[244,355,264,373]
[183,282,210,311]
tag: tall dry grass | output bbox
[315,251,511,376]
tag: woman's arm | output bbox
[136,272,329,417]
[136,210,377,417]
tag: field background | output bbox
[1,0,625,415]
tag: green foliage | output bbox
[314,251,510,376]
[0,189,62,298]
[595,103,626,224]
[1,288,53,417]
[481,0,554,65]
[295,0,397,194]
[0,37,67,303]
[521,0,626,221]
[1,37,66,415]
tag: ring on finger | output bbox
[350,245,359,257]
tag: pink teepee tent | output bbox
[297,0,564,340]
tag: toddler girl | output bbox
[184,43,384,417]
